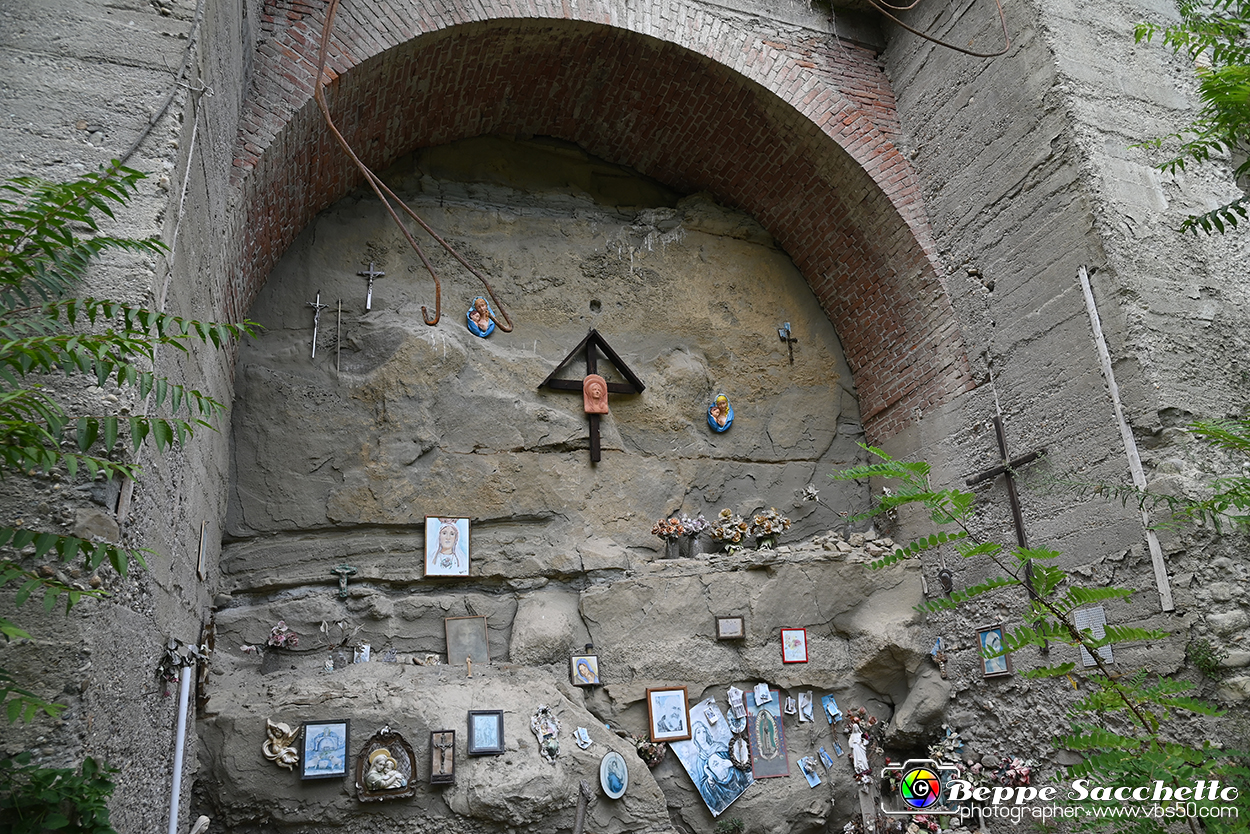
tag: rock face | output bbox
[202,139,946,831]
[203,535,939,833]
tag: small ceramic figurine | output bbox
[707,394,733,433]
[466,296,496,338]
[583,374,609,414]
[531,704,561,763]
[262,719,299,771]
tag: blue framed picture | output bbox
[301,720,350,779]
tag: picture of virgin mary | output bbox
[670,698,753,817]
[425,517,470,576]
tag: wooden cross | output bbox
[539,329,645,464]
[965,415,1045,549]
[965,415,1048,648]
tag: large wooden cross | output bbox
[965,415,1045,549]
[539,329,645,464]
[965,415,1048,648]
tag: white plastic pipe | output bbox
[167,665,194,834]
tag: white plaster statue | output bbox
[849,728,870,789]
[262,719,299,771]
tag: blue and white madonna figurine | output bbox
[466,296,496,338]
[707,394,733,432]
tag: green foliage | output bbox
[0,163,257,722]
[833,444,1245,832]
[1135,0,1250,234]
[1188,637,1230,680]
[0,753,117,834]
[713,818,745,834]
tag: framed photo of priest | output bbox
[780,627,808,663]
[646,686,691,743]
[977,624,1012,678]
[425,516,470,576]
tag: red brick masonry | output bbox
[228,0,974,438]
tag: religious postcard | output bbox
[821,693,843,724]
[669,697,754,817]
[425,516,470,576]
[798,755,822,787]
[745,688,788,779]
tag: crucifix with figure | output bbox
[965,414,1048,648]
[539,329,645,464]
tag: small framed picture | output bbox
[715,615,745,640]
[301,720,350,780]
[445,615,489,668]
[467,710,505,756]
[978,624,1012,677]
[646,686,691,743]
[600,750,629,799]
[571,654,600,686]
[780,627,808,663]
[429,730,455,785]
[426,516,470,577]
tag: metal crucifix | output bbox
[965,415,1048,648]
[358,262,384,311]
[306,291,329,359]
[539,329,645,464]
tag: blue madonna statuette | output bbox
[466,296,496,338]
[707,394,733,432]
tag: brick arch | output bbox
[227,1,974,438]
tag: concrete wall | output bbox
[0,0,260,830]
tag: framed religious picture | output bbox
[300,720,350,780]
[715,615,745,641]
[646,686,692,743]
[600,750,629,800]
[429,730,456,785]
[445,615,489,668]
[425,516,470,577]
[780,627,808,663]
[570,654,600,686]
[978,624,1012,678]
[467,710,505,756]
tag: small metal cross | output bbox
[778,322,798,364]
[358,262,385,311]
[330,564,357,598]
[306,291,329,359]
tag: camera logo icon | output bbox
[881,758,960,816]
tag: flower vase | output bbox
[687,536,709,557]
[664,539,681,559]
[261,647,296,675]
[756,534,778,551]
